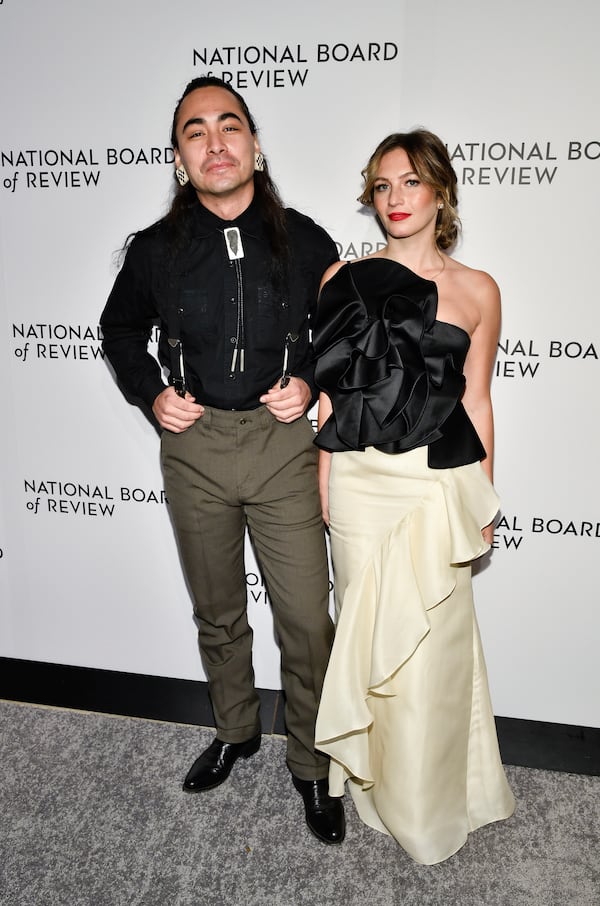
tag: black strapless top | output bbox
[313,258,486,469]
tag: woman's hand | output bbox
[482,521,495,546]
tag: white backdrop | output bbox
[1,0,598,728]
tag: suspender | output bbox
[160,230,304,398]
[164,250,189,398]
[167,300,186,397]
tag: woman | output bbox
[313,130,515,864]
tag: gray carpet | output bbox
[1,701,598,906]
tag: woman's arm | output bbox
[314,261,347,526]
[317,392,333,526]
[462,271,501,480]
[461,271,501,543]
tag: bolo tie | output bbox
[224,227,245,375]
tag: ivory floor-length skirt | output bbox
[315,446,515,865]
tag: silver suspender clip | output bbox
[168,337,186,397]
[279,332,299,388]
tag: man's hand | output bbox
[152,386,204,433]
[259,377,311,423]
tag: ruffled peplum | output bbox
[315,454,499,794]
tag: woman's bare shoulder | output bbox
[446,257,500,301]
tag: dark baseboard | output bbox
[1,657,598,776]
[494,716,599,776]
[0,656,287,735]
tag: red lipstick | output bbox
[389,212,411,221]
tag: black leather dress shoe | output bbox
[183,733,261,793]
[292,775,346,844]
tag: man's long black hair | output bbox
[164,76,290,291]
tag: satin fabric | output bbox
[315,446,515,864]
[313,258,486,468]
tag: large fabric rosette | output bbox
[313,258,483,464]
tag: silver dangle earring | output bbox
[254,152,265,172]
[175,165,189,186]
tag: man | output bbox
[100,77,344,844]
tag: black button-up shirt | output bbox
[101,198,338,411]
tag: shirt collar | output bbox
[190,195,265,240]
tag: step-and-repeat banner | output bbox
[1,0,598,728]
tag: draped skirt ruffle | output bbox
[315,445,514,864]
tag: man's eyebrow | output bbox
[181,112,244,132]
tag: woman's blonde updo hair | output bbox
[359,129,460,251]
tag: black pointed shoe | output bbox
[292,775,346,844]
[183,733,261,793]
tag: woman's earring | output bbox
[255,152,265,172]
[437,202,444,210]
[175,165,189,186]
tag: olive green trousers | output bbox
[161,405,333,780]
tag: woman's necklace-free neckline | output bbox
[382,249,446,281]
